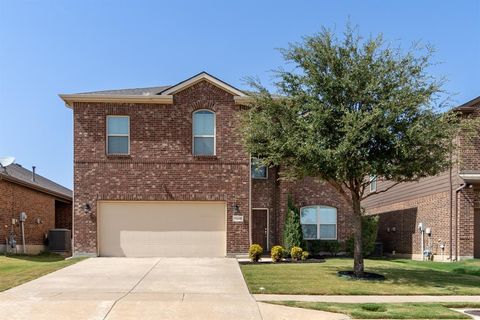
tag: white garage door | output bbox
[97,201,226,257]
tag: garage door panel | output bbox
[98,201,226,257]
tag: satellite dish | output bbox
[0,156,15,168]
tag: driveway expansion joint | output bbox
[102,258,161,320]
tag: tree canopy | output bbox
[241,26,459,274]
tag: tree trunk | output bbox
[351,192,364,276]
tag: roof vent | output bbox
[32,166,36,182]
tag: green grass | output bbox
[0,252,86,291]
[240,258,480,295]
[269,301,480,319]
[389,258,480,277]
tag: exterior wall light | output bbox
[84,203,92,214]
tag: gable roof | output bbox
[59,72,250,107]
[454,95,480,113]
[0,164,72,201]
[160,72,246,96]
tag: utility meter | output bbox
[19,212,27,222]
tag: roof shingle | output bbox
[0,164,72,200]
[77,86,171,96]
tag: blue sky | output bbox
[0,0,479,189]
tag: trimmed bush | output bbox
[301,251,310,261]
[290,246,303,261]
[346,215,379,257]
[271,245,284,262]
[305,240,321,255]
[249,244,263,262]
[324,240,341,257]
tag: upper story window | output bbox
[107,116,130,155]
[300,205,337,240]
[193,110,215,156]
[369,175,377,192]
[251,158,267,179]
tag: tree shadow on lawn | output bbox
[3,252,66,263]
[365,266,480,293]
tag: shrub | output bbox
[290,246,303,261]
[271,245,284,262]
[249,244,263,262]
[283,195,304,252]
[346,215,379,257]
[324,240,341,257]
[305,240,321,255]
[301,251,310,261]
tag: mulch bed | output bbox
[465,310,480,316]
[239,258,325,265]
[337,270,386,281]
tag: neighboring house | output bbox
[60,72,354,257]
[363,96,480,261]
[0,163,72,254]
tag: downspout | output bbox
[455,183,467,261]
[449,162,453,261]
[273,166,279,246]
[249,155,252,248]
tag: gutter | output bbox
[0,174,72,202]
[59,93,251,108]
[59,94,174,108]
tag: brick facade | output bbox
[363,99,480,260]
[0,179,72,253]
[276,177,354,246]
[72,78,354,256]
[55,201,72,230]
[367,192,453,258]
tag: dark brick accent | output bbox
[55,201,72,230]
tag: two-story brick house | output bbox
[60,72,353,257]
[363,96,480,261]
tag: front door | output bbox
[475,209,480,258]
[252,209,268,250]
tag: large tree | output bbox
[241,27,458,275]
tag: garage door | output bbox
[97,201,226,257]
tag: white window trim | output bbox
[106,115,130,155]
[192,109,216,156]
[251,158,268,179]
[369,175,377,192]
[300,205,338,240]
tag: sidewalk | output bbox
[257,302,350,320]
[254,294,480,303]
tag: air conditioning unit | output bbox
[48,229,72,252]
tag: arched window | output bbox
[193,110,215,156]
[300,205,337,240]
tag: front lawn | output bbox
[240,258,480,295]
[0,252,86,291]
[269,301,480,319]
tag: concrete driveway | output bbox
[0,258,262,320]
